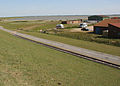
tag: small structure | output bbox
[94,19,120,34]
[108,23,120,38]
[88,15,109,21]
[56,24,64,29]
[61,20,81,24]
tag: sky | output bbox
[0,0,120,17]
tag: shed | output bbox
[94,19,120,34]
[88,15,109,21]
[108,23,120,38]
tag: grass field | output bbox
[0,17,23,21]
[0,20,120,57]
[55,32,120,47]
[0,20,79,31]
[0,30,120,86]
[0,20,60,31]
[20,31,120,56]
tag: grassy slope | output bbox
[20,31,120,56]
[0,21,120,56]
[0,30,120,86]
[55,32,120,47]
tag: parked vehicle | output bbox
[56,24,64,29]
[79,23,87,28]
[81,28,89,31]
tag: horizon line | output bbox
[0,13,120,17]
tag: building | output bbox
[108,23,120,38]
[94,19,120,34]
[111,17,120,19]
[88,15,109,21]
[61,20,81,24]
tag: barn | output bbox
[88,15,109,21]
[108,23,120,38]
[94,19,120,34]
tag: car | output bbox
[79,23,87,28]
[81,28,89,31]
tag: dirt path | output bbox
[23,25,40,30]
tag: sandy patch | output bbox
[69,26,93,32]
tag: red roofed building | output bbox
[61,20,82,24]
[108,23,120,38]
[94,19,120,34]
[111,17,120,19]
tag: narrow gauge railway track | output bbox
[14,34,120,69]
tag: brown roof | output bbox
[94,19,120,27]
[109,23,120,28]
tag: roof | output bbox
[94,19,120,27]
[56,24,64,27]
[89,15,109,18]
[109,23,120,28]
[98,15,109,18]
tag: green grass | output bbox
[55,32,120,47]
[0,17,23,21]
[64,24,79,29]
[0,20,120,56]
[20,31,120,56]
[0,30,120,86]
[0,20,60,31]
[0,20,79,31]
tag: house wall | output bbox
[61,20,81,24]
[108,24,120,38]
[103,17,109,20]
[61,21,67,24]
[94,26,108,34]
